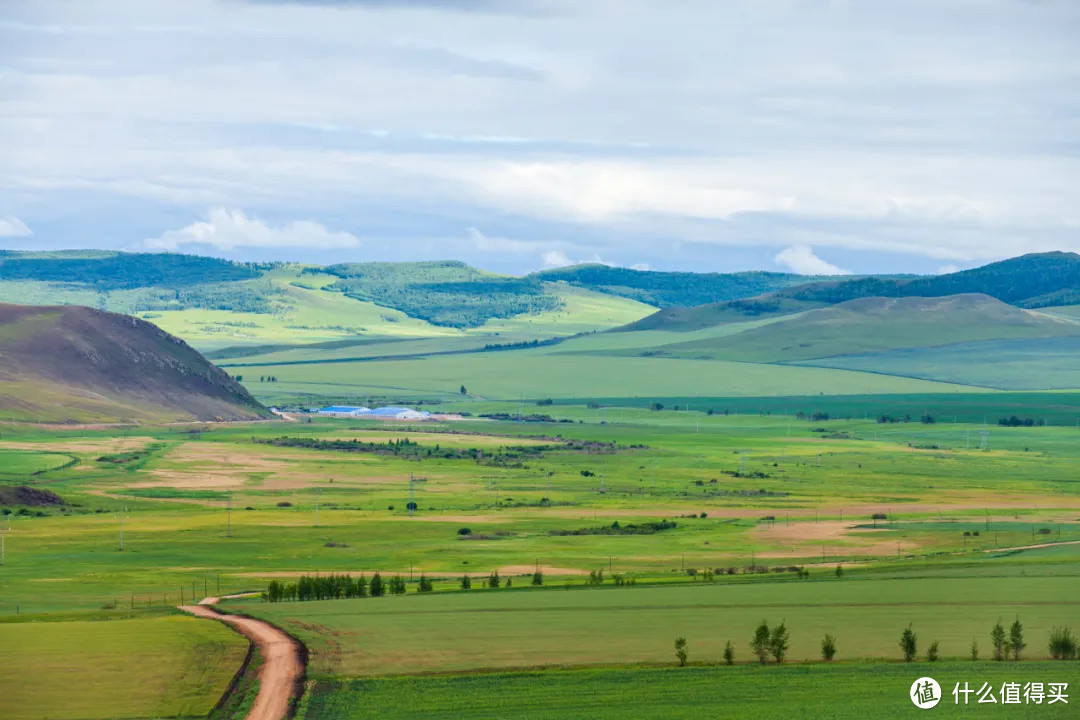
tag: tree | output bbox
[460,385,467,395]
[991,620,1007,661]
[723,641,735,665]
[751,621,771,664]
[417,574,433,592]
[769,621,789,663]
[835,565,844,578]
[532,569,543,586]
[674,636,688,667]
[1009,618,1026,661]
[821,634,837,661]
[369,572,384,597]
[970,640,979,661]
[459,574,471,590]
[900,625,917,662]
[488,571,501,589]
[927,641,940,662]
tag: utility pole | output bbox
[118,511,125,551]
[315,486,320,527]
[408,474,416,516]
[227,493,232,538]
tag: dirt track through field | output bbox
[180,595,304,720]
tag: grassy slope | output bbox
[796,337,1080,390]
[242,351,984,402]
[0,304,268,423]
[148,271,655,351]
[635,296,1080,363]
[0,612,247,720]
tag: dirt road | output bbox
[180,596,303,720]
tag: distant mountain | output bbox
[632,294,1080,363]
[530,264,819,308]
[0,304,270,423]
[627,252,1080,332]
[782,252,1080,308]
[0,252,652,338]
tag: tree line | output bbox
[671,616,1078,667]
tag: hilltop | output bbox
[529,264,817,308]
[627,252,1080,332]
[0,304,270,423]
[638,294,1080,363]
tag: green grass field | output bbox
[797,337,1080,390]
[2,406,1079,718]
[0,611,247,720]
[303,663,1080,719]
[236,573,1080,676]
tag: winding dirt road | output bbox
[180,596,304,720]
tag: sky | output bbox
[1,0,1077,276]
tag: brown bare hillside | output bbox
[0,304,270,423]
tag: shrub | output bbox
[821,634,837,661]
[751,621,770,664]
[459,574,471,590]
[900,625,917,662]
[457,527,472,535]
[1048,627,1077,660]
[970,640,979,661]
[674,636,688,667]
[991,620,1007,661]
[769,621,789,663]
[723,640,735,665]
[927,641,940,662]
[532,569,543,586]
[1009,618,1026,661]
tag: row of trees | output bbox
[265,572,422,602]
[673,618,1077,666]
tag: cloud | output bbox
[774,246,849,275]
[541,250,573,268]
[142,208,360,251]
[0,217,32,237]
[937,264,960,275]
[3,0,1079,272]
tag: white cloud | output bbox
[3,0,1079,270]
[774,246,849,275]
[0,216,32,237]
[142,208,360,251]
[541,249,573,268]
[937,264,960,275]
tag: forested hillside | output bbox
[531,264,816,307]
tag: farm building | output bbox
[315,405,432,420]
[367,406,432,420]
[316,406,371,417]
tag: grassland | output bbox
[303,663,1079,719]
[236,572,1080,676]
[3,407,1079,718]
[0,611,247,720]
[798,337,1080,390]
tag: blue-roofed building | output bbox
[317,406,371,416]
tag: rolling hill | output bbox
[0,252,659,348]
[0,304,270,423]
[633,295,1080,363]
[626,252,1080,333]
[529,264,820,308]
